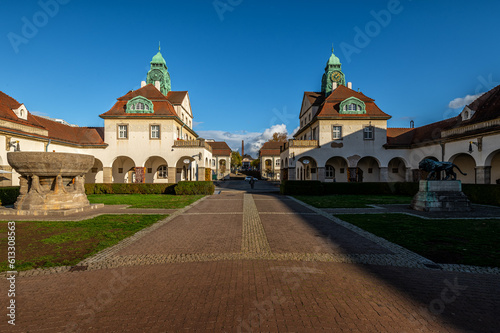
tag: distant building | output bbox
[241,154,254,170]
[259,141,283,180]
[280,48,500,184]
[207,141,231,180]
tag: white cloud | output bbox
[198,124,289,158]
[448,92,484,109]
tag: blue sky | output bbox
[1,0,499,156]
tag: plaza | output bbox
[1,181,499,332]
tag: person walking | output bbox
[249,177,255,189]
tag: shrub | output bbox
[175,181,214,195]
[462,184,500,206]
[84,183,177,195]
[0,187,20,206]
[280,180,323,195]
[205,168,211,181]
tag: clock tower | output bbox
[146,43,171,95]
[321,47,345,96]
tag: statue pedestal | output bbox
[411,180,471,212]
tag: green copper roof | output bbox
[151,43,166,64]
[151,51,166,64]
[327,47,341,66]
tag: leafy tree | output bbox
[251,158,260,170]
[269,132,288,142]
[231,151,242,169]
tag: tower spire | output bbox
[159,41,161,52]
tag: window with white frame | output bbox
[150,125,160,139]
[276,159,280,166]
[157,165,168,179]
[363,126,374,140]
[118,124,128,139]
[325,165,335,178]
[332,126,342,139]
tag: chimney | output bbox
[242,140,244,156]
[154,81,161,91]
[347,82,352,89]
[141,81,146,88]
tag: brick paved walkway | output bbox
[1,191,499,332]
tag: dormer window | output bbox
[13,104,29,120]
[126,96,154,113]
[339,97,366,114]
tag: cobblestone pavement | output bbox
[1,189,500,332]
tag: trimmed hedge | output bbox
[281,181,500,206]
[175,181,215,195]
[322,182,418,196]
[84,183,177,195]
[0,187,20,206]
[280,181,323,195]
[463,184,500,206]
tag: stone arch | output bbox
[144,156,169,183]
[357,156,380,182]
[297,156,318,181]
[448,153,476,183]
[485,150,500,184]
[325,156,348,182]
[112,156,136,183]
[85,158,103,184]
[176,156,195,182]
[387,157,407,182]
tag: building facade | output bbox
[259,141,283,180]
[280,49,500,184]
[207,141,231,180]
[0,47,213,186]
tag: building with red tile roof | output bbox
[207,141,231,179]
[280,48,500,184]
[1,47,215,186]
[259,141,284,180]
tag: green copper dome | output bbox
[151,51,166,65]
[327,48,341,66]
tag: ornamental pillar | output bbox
[475,166,491,184]
[168,167,177,183]
[103,167,112,183]
[405,167,413,182]
[317,167,326,182]
[380,167,389,182]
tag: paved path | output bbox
[1,190,499,332]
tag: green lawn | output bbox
[0,214,167,272]
[87,194,204,209]
[295,195,412,208]
[337,213,500,267]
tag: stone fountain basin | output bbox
[7,152,95,177]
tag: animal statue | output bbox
[418,159,467,180]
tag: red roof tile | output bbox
[33,115,106,146]
[0,91,46,130]
[259,141,284,156]
[317,85,390,119]
[466,84,500,124]
[100,84,178,118]
[207,141,231,156]
[166,91,188,104]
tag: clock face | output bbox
[150,69,163,81]
[331,71,342,83]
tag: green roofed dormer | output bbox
[321,46,345,97]
[146,42,171,95]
